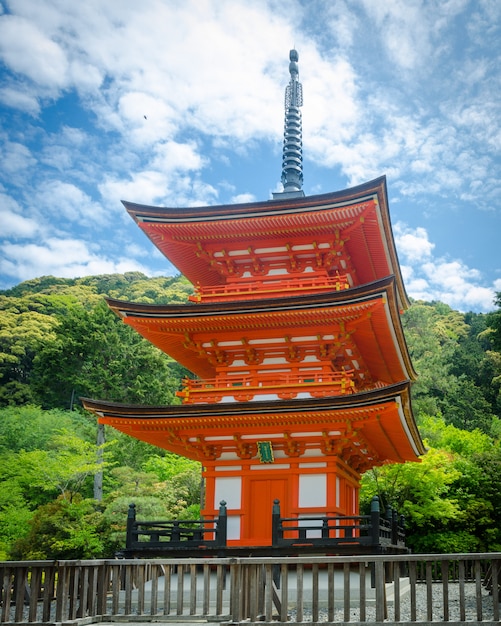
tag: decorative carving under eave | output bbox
[233,434,257,460]
[165,431,222,460]
[283,432,305,457]
[195,436,222,460]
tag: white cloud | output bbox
[231,193,256,204]
[33,181,107,227]
[1,140,37,175]
[0,85,40,114]
[99,171,170,207]
[118,92,177,148]
[359,1,431,70]
[0,14,68,89]
[151,141,205,174]
[394,223,434,262]
[0,193,40,238]
[0,237,149,283]
[395,224,496,311]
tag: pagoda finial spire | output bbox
[273,49,305,199]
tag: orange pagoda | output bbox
[83,50,425,550]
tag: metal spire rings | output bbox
[280,49,304,196]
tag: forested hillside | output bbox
[0,273,500,558]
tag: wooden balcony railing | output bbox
[124,501,228,555]
[189,274,350,302]
[176,370,355,403]
[272,496,406,551]
[122,496,400,559]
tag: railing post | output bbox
[216,500,227,548]
[126,503,136,549]
[172,521,180,542]
[385,504,392,521]
[391,509,398,546]
[370,495,381,547]
[322,517,329,539]
[272,499,281,547]
[399,514,406,545]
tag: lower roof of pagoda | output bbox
[106,276,416,385]
[123,176,410,312]
[81,381,426,470]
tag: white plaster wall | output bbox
[298,473,327,508]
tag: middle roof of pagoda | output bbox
[107,275,416,387]
[124,175,410,312]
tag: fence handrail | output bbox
[3,551,501,567]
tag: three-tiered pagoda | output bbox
[83,50,425,548]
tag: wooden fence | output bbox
[1,553,500,624]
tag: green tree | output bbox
[402,301,467,417]
[10,496,105,560]
[0,298,59,406]
[488,292,501,352]
[31,300,184,408]
[362,417,501,552]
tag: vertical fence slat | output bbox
[409,559,417,622]
[343,562,351,622]
[28,566,42,622]
[96,562,109,617]
[163,563,172,616]
[203,563,210,616]
[359,561,366,623]
[149,563,158,615]
[42,565,55,623]
[312,563,319,623]
[111,563,120,615]
[136,563,145,615]
[176,563,184,616]
[426,561,433,622]
[459,559,466,622]
[124,562,132,615]
[475,559,483,621]
[491,559,499,622]
[74,566,82,619]
[1,567,12,623]
[327,562,335,622]
[441,559,449,622]
[13,566,27,623]
[265,563,273,622]
[216,563,225,616]
[392,562,400,622]
[374,559,386,623]
[55,563,69,622]
[280,563,288,623]
[189,563,197,615]
[296,563,303,622]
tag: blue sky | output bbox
[0,0,500,312]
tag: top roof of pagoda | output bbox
[123,175,410,311]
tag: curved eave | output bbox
[81,381,426,463]
[106,276,417,384]
[123,176,410,312]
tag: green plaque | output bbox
[257,441,274,463]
